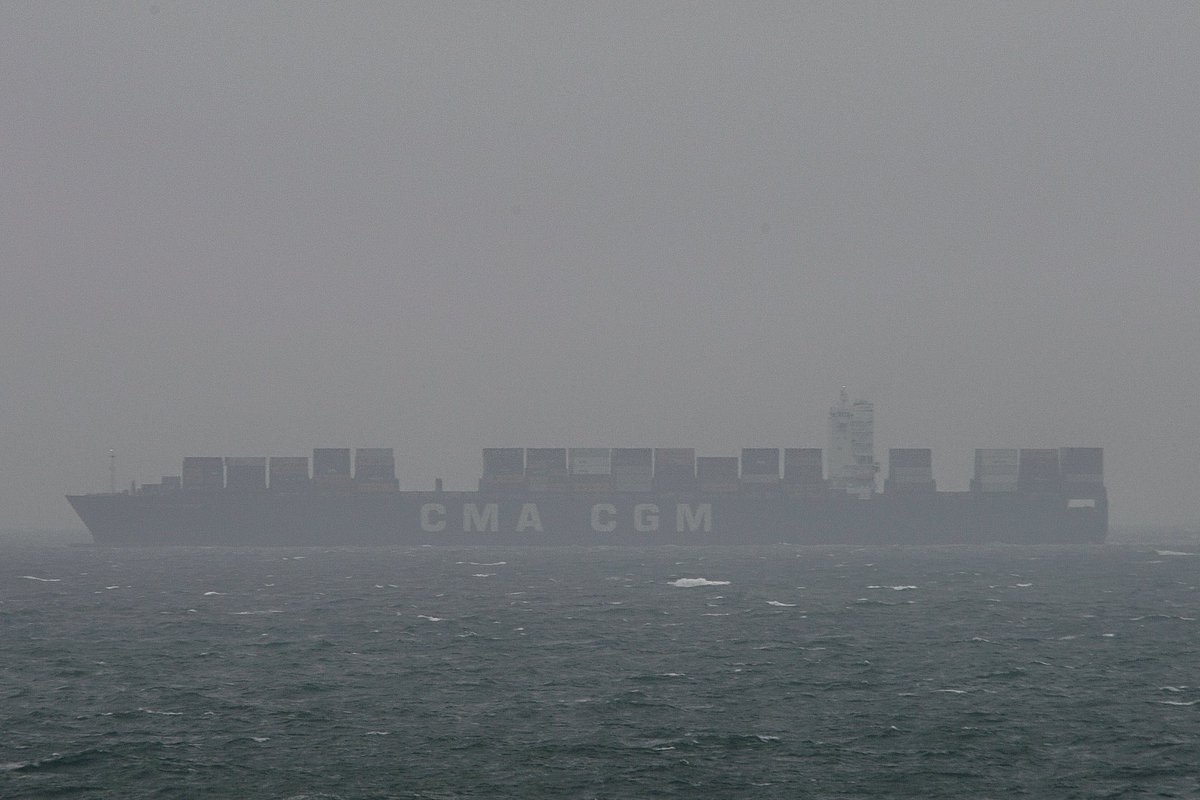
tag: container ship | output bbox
[66,392,1108,546]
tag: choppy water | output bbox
[3,538,1200,798]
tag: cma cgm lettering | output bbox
[418,502,714,534]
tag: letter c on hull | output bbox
[591,503,617,533]
[420,503,446,532]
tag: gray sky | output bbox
[3,2,1197,528]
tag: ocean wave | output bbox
[670,578,730,588]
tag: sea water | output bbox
[2,536,1199,798]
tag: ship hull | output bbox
[67,489,1108,546]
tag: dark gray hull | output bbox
[66,489,1108,546]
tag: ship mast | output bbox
[108,449,116,494]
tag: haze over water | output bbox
[2,4,1199,530]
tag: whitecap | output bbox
[365,730,390,735]
[670,578,730,588]
[20,576,60,582]
[469,562,506,566]
[251,737,270,743]
[1014,583,1033,588]
[934,689,968,694]
[202,591,225,596]
[1159,700,1199,706]
[1156,550,1196,556]
[417,615,444,622]
[105,586,120,590]
[139,708,182,715]
[766,601,796,607]
[472,573,494,578]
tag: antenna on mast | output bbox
[108,449,116,494]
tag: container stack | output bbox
[653,448,697,493]
[181,457,224,491]
[1060,448,1104,491]
[611,448,653,493]
[526,448,568,493]
[972,449,1019,492]
[480,448,526,493]
[160,476,181,491]
[1018,449,1061,493]
[885,449,935,493]
[225,457,267,491]
[269,457,310,491]
[697,456,739,493]
[740,448,781,492]
[569,448,611,493]
[783,448,825,493]
[479,448,525,492]
[355,448,398,491]
[313,448,352,491]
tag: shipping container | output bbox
[482,448,524,477]
[1019,449,1061,492]
[784,448,824,485]
[569,448,612,476]
[355,448,396,486]
[225,457,267,491]
[1059,447,1103,484]
[527,473,568,493]
[569,476,612,493]
[525,448,567,475]
[181,457,224,490]
[479,475,527,493]
[654,448,695,474]
[161,476,181,491]
[269,457,310,490]
[889,448,932,468]
[612,473,653,493]
[313,448,351,477]
[697,456,739,481]
[699,481,741,493]
[972,449,1019,492]
[740,448,780,482]
[611,448,653,472]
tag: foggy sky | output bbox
[2,2,1197,528]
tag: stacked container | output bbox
[973,449,1019,492]
[225,457,267,491]
[569,448,611,493]
[654,448,697,493]
[181,457,224,491]
[886,449,935,493]
[480,448,525,492]
[740,448,781,491]
[160,476,181,491]
[355,448,398,491]
[526,448,568,493]
[611,448,653,493]
[1059,447,1103,487]
[783,448,824,491]
[313,448,352,491]
[1018,449,1061,493]
[269,457,310,491]
[698,456,739,493]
